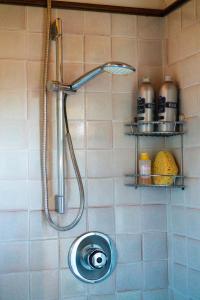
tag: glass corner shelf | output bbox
[124,174,185,190]
[125,121,184,137]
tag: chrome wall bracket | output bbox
[68,232,117,283]
[47,80,76,95]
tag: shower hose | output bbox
[41,0,85,231]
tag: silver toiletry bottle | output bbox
[137,77,155,133]
[158,75,178,132]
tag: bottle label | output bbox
[145,103,155,109]
[139,164,151,176]
[158,96,177,113]
[166,102,177,109]
[137,97,155,114]
[137,97,145,114]
[158,96,166,113]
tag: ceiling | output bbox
[56,0,177,9]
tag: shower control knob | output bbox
[68,232,117,283]
[89,249,107,269]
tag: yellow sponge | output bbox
[153,151,178,185]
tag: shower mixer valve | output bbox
[68,232,117,283]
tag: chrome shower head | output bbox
[69,61,135,91]
[102,62,135,75]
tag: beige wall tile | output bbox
[63,34,84,63]
[87,150,113,177]
[179,53,200,88]
[163,16,168,39]
[28,90,41,123]
[112,93,135,122]
[27,33,44,61]
[181,0,196,29]
[138,16,163,39]
[27,62,42,90]
[184,146,200,177]
[0,31,26,60]
[180,23,200,59]
[0,5,25,30]
[0,150,28,179]
[138,40,162,66]
[112,14,136,37]
[27,7,45,32]
[30,270,59,300]
[0,61,26,89]
[113,121,134,148]
[88,207,115,234]
[86,92,112,120]
[168,9,181,38]
[87,178,114,207]
[57,9,84,34]
[87,121,112,149]
[197,0,200,20]
[162,39,168,67]
[168,36,181,65]
[184,116,200,148]
[85,35,111,64]
[113,148,134,177]
[0,90,27,120]
[84,11,111,35]
[0,120,28,150]
[112,37,137,66]
[180,85,200,117]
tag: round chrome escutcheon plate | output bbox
[68,232,117,283]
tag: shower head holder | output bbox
[47,80,76,94]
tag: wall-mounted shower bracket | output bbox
[47,80,76,95]
[51,19,62,41]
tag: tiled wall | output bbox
[164,1,200,299]
[0,4,169,300]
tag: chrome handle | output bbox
[88,249,107,269]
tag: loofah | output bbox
[153,151,178,185]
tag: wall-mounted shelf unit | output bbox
[124,121,185,190]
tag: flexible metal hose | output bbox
[41,0,85,231]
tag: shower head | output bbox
[69,62,135,91]
[102,62,135,75]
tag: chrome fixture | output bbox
[68,232,117,283]
[42,1,135,231]
[48,62,135,94]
